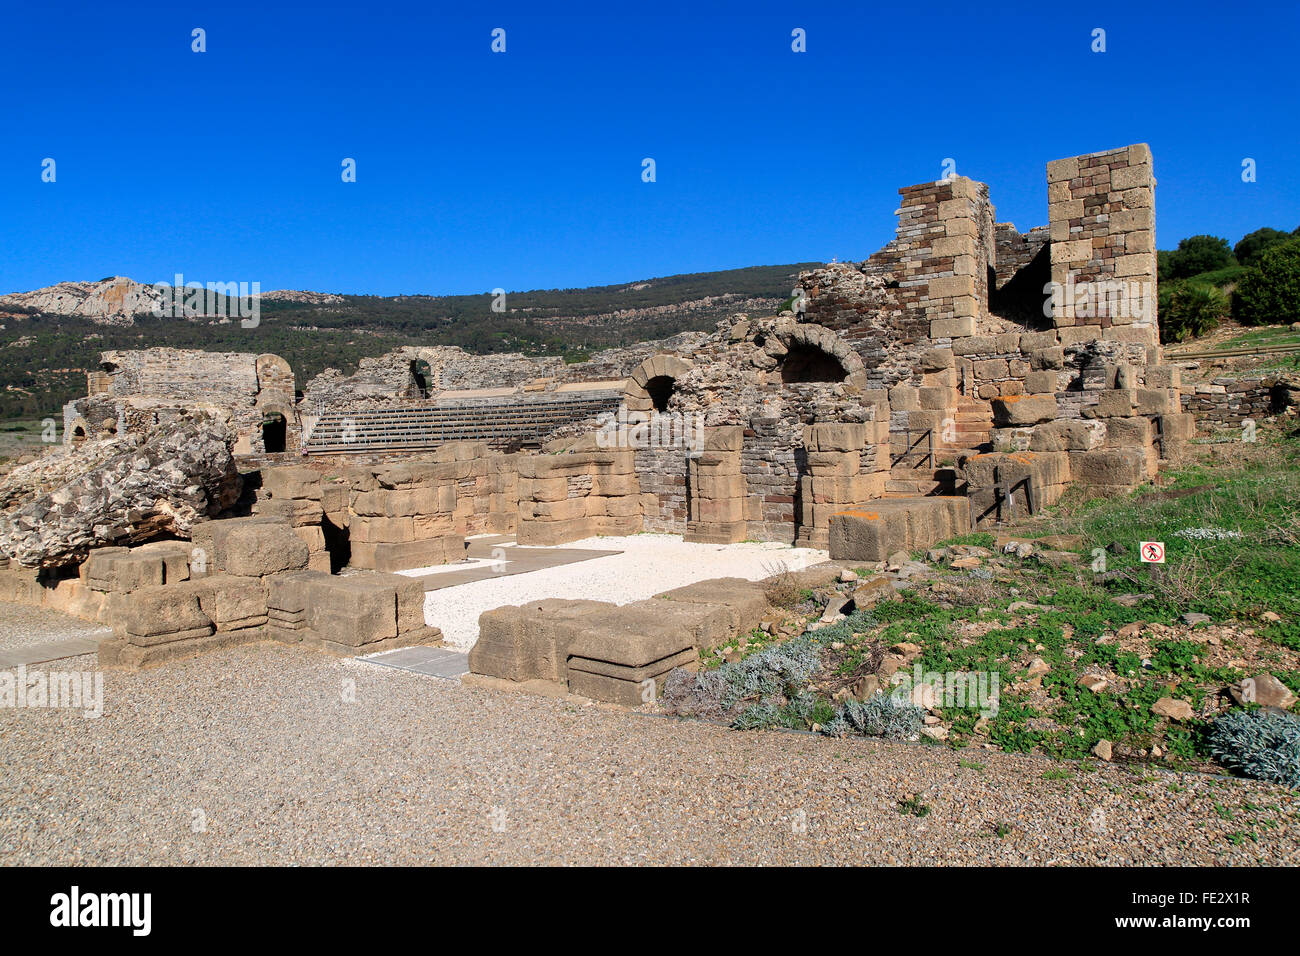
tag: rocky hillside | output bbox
[0,277,163,326]
[0,263,816,419]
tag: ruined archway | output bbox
[623,354,693,414]
[766,324,866,386]
[780,342,848,383]
[645,375,676,412]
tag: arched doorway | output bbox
[262,413,287,453]
[779,341,848,383]
[623,354,694,414]
[645,375,676,412]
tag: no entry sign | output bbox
[1140,541,1166,564]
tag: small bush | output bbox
[1208,709,1300,789]
[821,694,924,740]
[761,560,804,608]
[1234,238,1300,326]
[659,633,823,722]
[1159,281,1228,343]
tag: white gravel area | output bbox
[2,642,1297,865]
[0,600,111,652]
[422,534,828,649]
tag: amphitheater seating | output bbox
[302,395,621,454]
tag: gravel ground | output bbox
[3,642,1298,865]
[423,534,827,649]
[0,600,111,652]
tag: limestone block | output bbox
[1104,417,1154,448]
[930,317,976,339]
[1028,420,1105,452]
[1068,448,1148,487]
[991,394,1058,427]
[1024,370,1059,394]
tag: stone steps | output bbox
[302,396,621,453]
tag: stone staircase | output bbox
[885,397,991,498]
[302,396,621,454]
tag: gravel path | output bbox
[3,642,1297,865]
[422,534,827,649]
[0,600,111,652]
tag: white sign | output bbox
[1139,541,1165,564]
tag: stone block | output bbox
[1068,448,1148,487]
[930,317,975,339]
[991,394,1058,427]
[1028,420,1104,452]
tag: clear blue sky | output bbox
[2,0,1297,296]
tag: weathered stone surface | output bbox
[0,412,241,568]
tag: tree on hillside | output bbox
[1234,227,1297,268]
[1234,238,1300,325]
[1159,235,1235,280]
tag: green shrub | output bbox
[821,694,924,740]
[1234,238,1300,326]
[1208,709,1300,789]
[1160,235,1234,281]
[1159,281,1228,343]
[1234,227,1296,268]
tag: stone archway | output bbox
[765,323,866,386]
[623,354,693,414]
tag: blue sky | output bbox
[2,0,1297,296]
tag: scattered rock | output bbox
[1026,657,1050,679]
[851,575,897,607]
[1092,739,1113,761]
[1036,550,1081,569]
[839,569,858,584]
[1261,611,1282,623]
[920,725,949,741]
[820,596,849,623]
[926,548,949,563]
[1007,601,1048,614]
[1114,593,1155,608]
[1181,612,1211,627]
[1229,674,1297,710]
[1152,697,1195,721]
[1117,622,1144,640]
[1077,674,1108,693]
[886,550,911,570]
[950,556,982,570]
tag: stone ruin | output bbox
[0,142,1264,700]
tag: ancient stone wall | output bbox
[1181,377,1280,426]
[1047,145,1157,330]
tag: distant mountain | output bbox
[0,263,818,420]
[0,277,161,326]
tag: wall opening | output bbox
[71,425,87,445]
[262,413,287,453]
[409,359,431,398]
[780,342,847,384]
[645,375,676,413]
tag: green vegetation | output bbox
[677,424,1300,783]
[1158,235,1235,281]
[1156,226,1300,342]
[1235,238,1300,327]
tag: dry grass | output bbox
[760,559,805,609]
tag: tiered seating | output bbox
[302,395,621,454]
